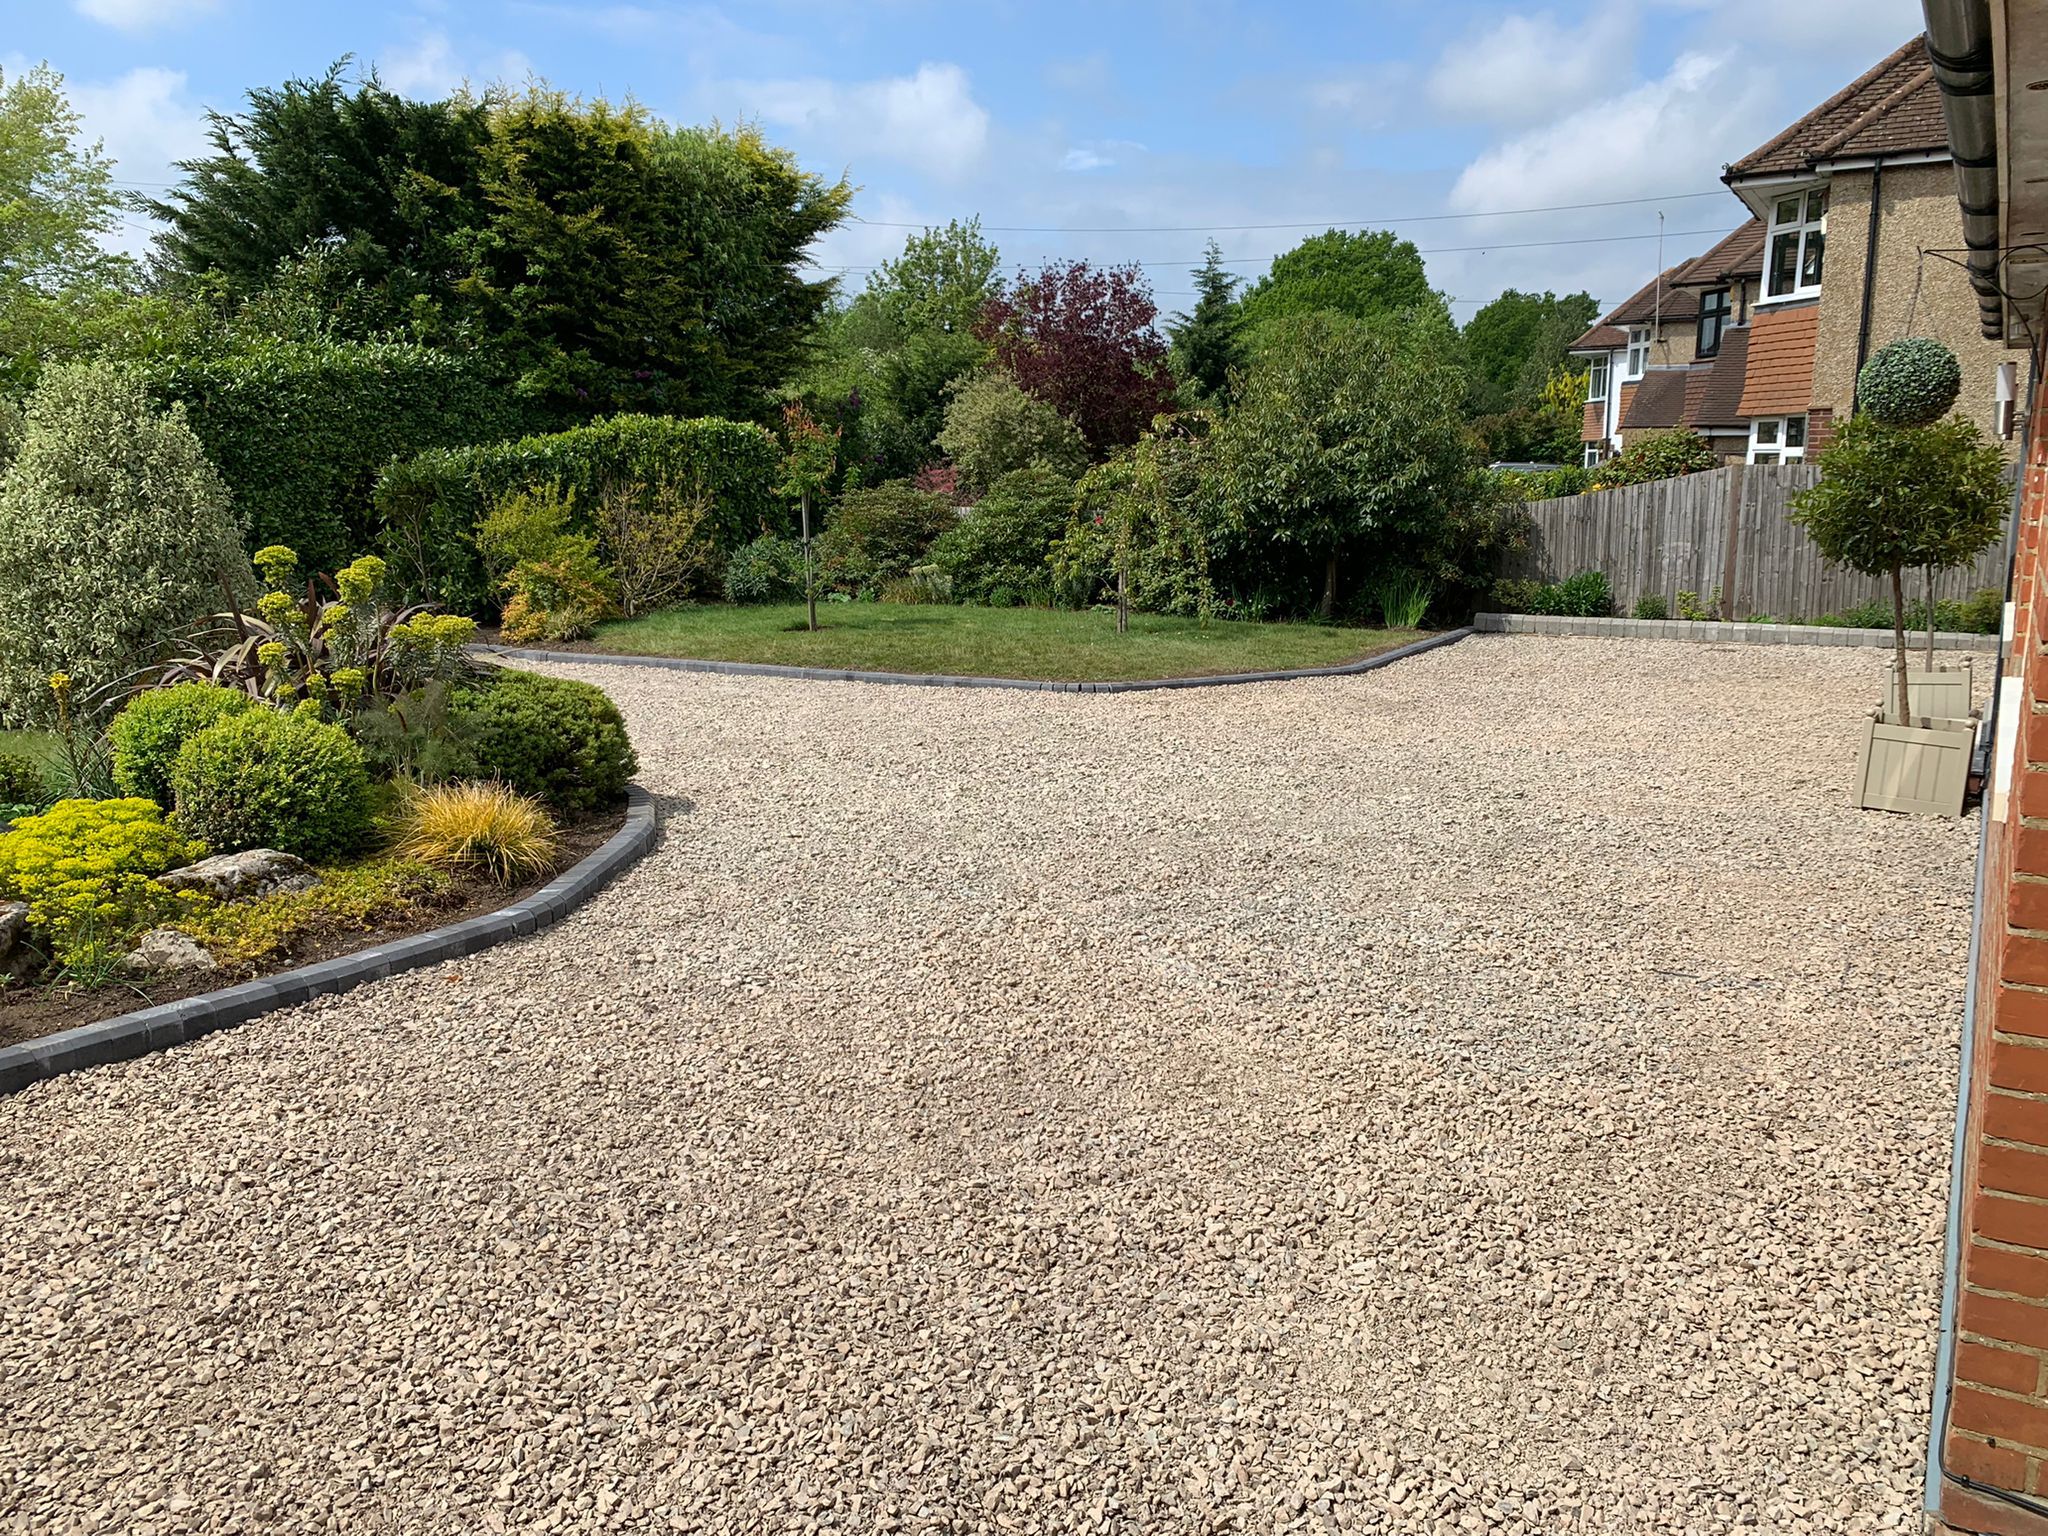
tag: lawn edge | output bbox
[480,626,1475,692]
[0,784,660,1098]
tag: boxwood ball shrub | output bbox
[451,670,636,815]
[171,708,376,859]
[0,363,254,722]
[1858,338,1964,428]
[109,683,256,809]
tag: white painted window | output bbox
[1582,442,1605,469]
[1764,187,1828,301]
[1747,415,1808,465]
[1623,328,1649,381]
[1586,354,1610,402]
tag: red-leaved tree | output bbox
[976,260,1173,451]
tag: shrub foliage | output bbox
[171,707,376,859]
[451,670,636,814]
[1857,338,1964,429]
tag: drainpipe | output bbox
[1852,159,1886,412]
[1921,0,2005,337]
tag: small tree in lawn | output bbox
[778,403,838,632]
[1790,414,2006,726]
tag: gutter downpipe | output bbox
[1853,158,1886,412]
[1922,0,2005,337]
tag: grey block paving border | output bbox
[0,784,659,1098]
[481,626,1475,693]
[1474,613,1993,650]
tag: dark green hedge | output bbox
[144,340,524,574]
[375,413,783,613]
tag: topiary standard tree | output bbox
[1857,337,1964,428]
[0,363,254,723]
[1790,414,2006,726]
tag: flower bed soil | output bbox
[0,804,625,1051]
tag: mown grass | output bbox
[589,603,1426,683]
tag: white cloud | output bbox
[66,66,211,256]
[377,32,533,99]
[72,0,220,30]
[1448,50,1770,216]
[1427,5,1637,125]
[1060,140,1144,174]
[738,63,990,182]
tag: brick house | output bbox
[1571,33,2026,471]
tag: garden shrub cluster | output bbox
[1493,570,1614,617]
[1587,431,1717,491]
[0,537,641,995]
[816,482,959,599]
[376,414,779,614]
[928,468,1075,606]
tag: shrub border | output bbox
[0,784,658,1098]
[481,626,1475,694]
[1474,613,1991,649]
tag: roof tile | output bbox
[1725,37,1948,181]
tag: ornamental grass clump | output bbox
[390,781,559,883]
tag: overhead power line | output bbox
[846,188,1733,234]
[812,226,1737,277]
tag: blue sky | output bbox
[11,0,1928,320]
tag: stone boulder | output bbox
[0,900,26,976]
[119,928,218,978]
[157,849,317,902]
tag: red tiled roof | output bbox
[1603,265,1702,327]
[1671,221,1766,288]
[1725,37,1949,181]
[1691,328,1752,428]
[1569,324,1627,353]
[1620,369,1691,431]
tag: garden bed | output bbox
[527,604,1428,683]
[0,801,627,1052]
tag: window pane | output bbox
[1800,229,1825,288]
[1806,188,1829,222]
[1776,195,1802,226]
[1756,420,1780,445]
[1753,451,1780,466]
[1769,232,1800,296]
[1785,415,1806,448]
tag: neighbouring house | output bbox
[1572,32,2028,472]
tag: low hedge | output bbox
[376,414,782,615]
[451,669,637,815]
[144,339,524,575]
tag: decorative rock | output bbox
[0,899,25,974]
[156,848,318,901]
[117,928,217,977]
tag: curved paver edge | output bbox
[0,784,660,1098]
[480,625,1475,693]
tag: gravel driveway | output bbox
[1,636,1982,1535]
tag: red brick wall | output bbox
[1937,368,2048,1536]
[1807,408,1837,456]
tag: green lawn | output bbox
[586,603,1425,683]
[0,730,57,766]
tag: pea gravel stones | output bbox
[0,638,1985,1534]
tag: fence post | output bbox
[1718,467,1744,622]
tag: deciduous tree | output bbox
[977,259,1172,451]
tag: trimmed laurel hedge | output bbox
[375,414,783,614]
[145,340,524,575]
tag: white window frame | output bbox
[1582,442,1605,469]
[1762,185,1828,303]
[1586,354,1610,403]
[1746,415,1808,465]
[1623,328,1650,381]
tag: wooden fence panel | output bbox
[1506,465,2010,620]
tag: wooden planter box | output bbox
[1853,716,1973,818]
[1880,659,1974,726]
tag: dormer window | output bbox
[1698,288,1731,358]
[1765,188,1827,301]
[1623,328,1649,381]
